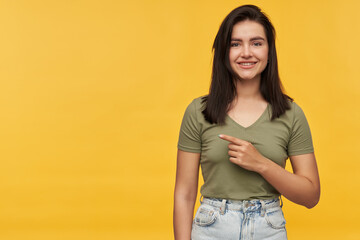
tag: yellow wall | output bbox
[0,0,359,239]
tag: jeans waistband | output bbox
[200,195,283,215]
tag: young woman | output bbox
[173,5,320,240]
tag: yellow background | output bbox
[0,0,359,239]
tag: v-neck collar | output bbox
[226,103,270,130]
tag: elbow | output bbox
[305,199,319,209]
[304,179,321,209]
[174,185,198,203]
[304,190,320,209]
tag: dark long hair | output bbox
[202,5,292,124]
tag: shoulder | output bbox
[191,95,206,108]
[184,96,206,114]
[271,99,309,126]
[181,96,209,129]
[283,99,307,117]
[289,100,303,111]
[284,100,312,133]
[289,100,309,120]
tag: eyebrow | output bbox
[231,37,266,41]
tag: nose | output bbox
[240,44,252,58]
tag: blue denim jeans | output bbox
[191,196,287,240]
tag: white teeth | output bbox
[239,62,256,66]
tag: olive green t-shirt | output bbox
[177,96,314,200]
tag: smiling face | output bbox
[229,20,269,82]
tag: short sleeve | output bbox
[287,102,314,156]
[177,99,202,153]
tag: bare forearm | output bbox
[259,158,320,208]
[173,193,197,240]
[173,150,200,240]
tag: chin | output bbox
[238,75,257,81]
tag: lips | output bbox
[237,61,257,69]
[237,61,257,65]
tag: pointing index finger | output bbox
[218,134,248,145]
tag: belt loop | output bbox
[260,200,266,217]
[279,195,283,208]
[220,199,227,215]
[199,195,203,204]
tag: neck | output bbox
[234,77,263,101]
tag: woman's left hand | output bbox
[219,134,320,208]
[219,134,269,173]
